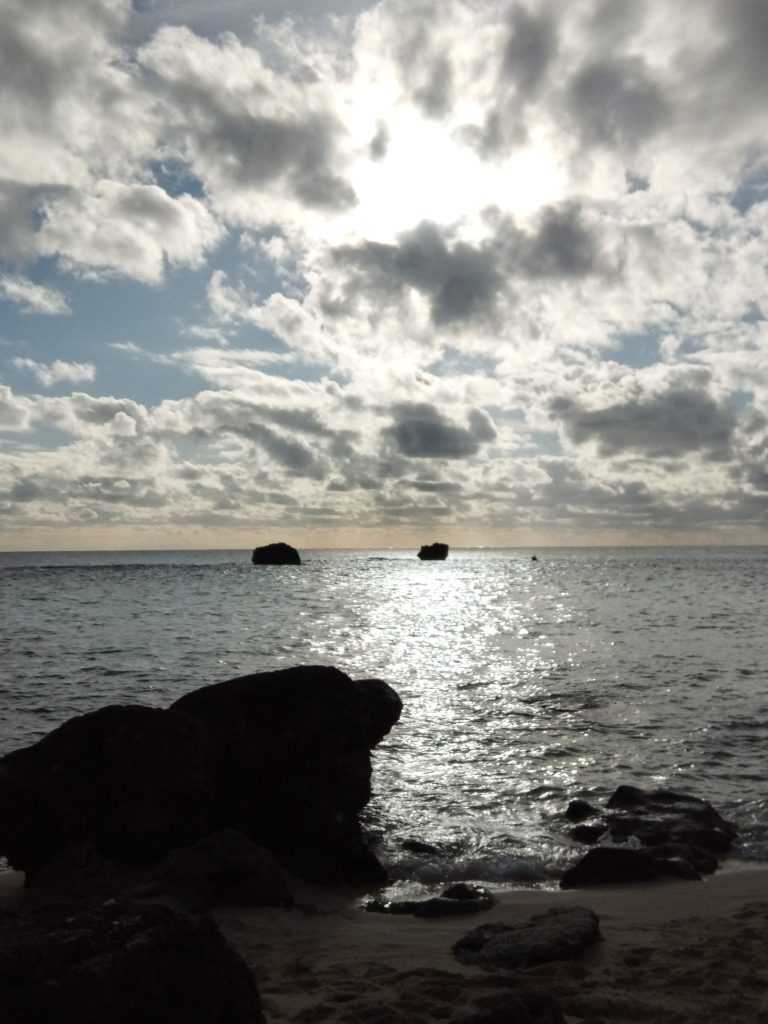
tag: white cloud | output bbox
[12,359,96,387]
[0,274,70,315]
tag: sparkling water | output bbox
[2,547,767,883]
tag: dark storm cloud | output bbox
[501,4,558,96]
[566,56,669,151]
[384,401,495,459]
[326,204,606,323]
[550,383,737,460]
[140,32,356,211]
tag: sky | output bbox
[1,0,767,550]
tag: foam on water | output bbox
[2,546,767,880]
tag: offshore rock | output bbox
[251,541,301,565]
[170,665,403,883]
[561,785,736,886]
[0,899,264,1024]
[0,704,216,881]
[417,542,449,560]
[453,906,601,970]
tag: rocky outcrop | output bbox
[0,704,216,882]
[251,541,301,565]
[561,785,736,887]
[0,900,265,1024]
[365,883,495,918]
[171,666,402,883]
[0,666,402,887]
[454,991,566,1024]
[417,542,449,560]
[453,906,601,970]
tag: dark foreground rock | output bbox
[251,541,301,564]
[0,900,265,1024]
[156,829,293,908]
[561,785,736,886]
[0,704,216,882]
[454,991,567,1024]
[365,883,495,918]
[417,542,449,560]
[453,906,601,970]
[0,665,402,886]
[171,665,402,883]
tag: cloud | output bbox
[0,274,70,315]
[550,369,737,460]
[384,401,496,458]
[0,385,33,431]
[12,359,95,387]
[40,182,224,283]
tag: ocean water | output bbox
[2,546,767,887]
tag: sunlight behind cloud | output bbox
[341,109,566,243]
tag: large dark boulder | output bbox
[251,542,301,565]
[0,900,264,1024]
[417,542,449,560]
[0,666,402,887]
[453,906,601,970]
[170,665,403,883]
[0,705,216,881]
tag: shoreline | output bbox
[5,866,767,1022]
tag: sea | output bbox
[2,546,767,891]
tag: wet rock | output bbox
[560,785,736,887]
[417,542,449,560]
[0,704,216,881]
[565,799,598,823]
[454,990,566,1023]
[453,905,601,969]
[170,665,403,884]
[365,883,495,918]
[156,829,293,908]
[560,847,664,887]
[0,899,264,1024]
[251,541,301,565]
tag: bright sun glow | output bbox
[338,106,567,244]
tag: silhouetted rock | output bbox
[156,829,293,909]
[0,900,264,1024]
[565,799,597,823]
[0,666,402,888]
[251,541,301,565]
[560,847,663,887]
[365,883,495,918]
[560,785,736,886]
[417,542,449,560]
[0,704,216,881]
[170,665,402,883]
[453,906,601,969]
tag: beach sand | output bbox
[3,865,768,1022]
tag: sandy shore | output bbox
[3,865,768,1022]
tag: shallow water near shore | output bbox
[2,546,767,884]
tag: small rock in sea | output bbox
[251,541,301,565]
[417,542,449,560]
[565,799,598,823]
[0,900,265,1024]
[453,905,601,969]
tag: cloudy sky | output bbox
[1,0,767,550]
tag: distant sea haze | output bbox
[2,547,767,885]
